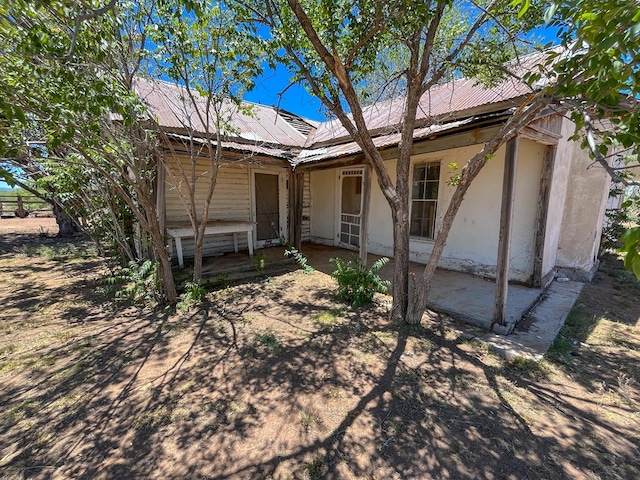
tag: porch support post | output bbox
[532,145,557,287]
[492,136,519,332]
[359,164,372,263]
[288,170,303,250]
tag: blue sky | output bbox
[244,63,327,122]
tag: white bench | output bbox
[167,221,254,268]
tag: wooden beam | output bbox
[359,164,372,263]
[288,171,303,250]
[295,124,505,173]
[493,136,520,328]
[532,145,557,286]
[288,170,295,244]
[294,172,303,250]
[520,124,562,145]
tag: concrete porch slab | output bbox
[424,269,542,331]
[300,243,542,332]
[460,280,585,361]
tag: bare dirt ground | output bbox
[0,216,639,479]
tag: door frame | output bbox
[250,167,287,249]
[335,167,365,250]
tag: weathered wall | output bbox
[308,138,545,281]
[555,132,611,279]
[302,172,311,242]
[540,119,575,278]
[309,168,337,245]
[164,155,289,259]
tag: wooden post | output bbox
[294,172,303,250]
[532,145,557,286]
[359,164,371,264]
[16,195,27,218]
[493,136,520,328]
[288,171,303,250]
[288,170,295,244]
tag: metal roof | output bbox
[137,50,558,166]
[163,133,291,160]
[135,78,315,148]
[306,50,553,148]
[295,115,497,166]
[307,78,532,147]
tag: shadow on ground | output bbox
[0,235,638,479]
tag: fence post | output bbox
[16,195,28,218]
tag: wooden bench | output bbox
[167,221,255,268]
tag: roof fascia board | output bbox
[296,120,507,172]
[161,141,291,167]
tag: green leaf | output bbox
[544,3,559,23]
[579,12,598,21]
[517,0,531,18]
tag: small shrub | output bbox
[102,260,158,304]
[314,309,341,327]
[330,255,390,307]
[299,408,322,432]
[301,456,324,479]
[254,331,282,354]
[284,247,315,274]
[602,190,640,251]
[252,252,266,273]
[215,272,230,288]
[177,281,206,310]
[18,243,90,261]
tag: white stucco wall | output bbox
[309,168,337,245]
[540,119,575,277]
[308,138,545,282]
[556,135,611,277]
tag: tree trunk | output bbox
[193,231,204,281]
[390,201,410,321]
[148,224,178,303]
[53,202,81,237]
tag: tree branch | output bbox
[66,0,117,61]
[581,108,640,187]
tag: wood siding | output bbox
[164,156,252,259]
[302,172,311,242]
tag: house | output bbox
[136,78,317,261]
[140,67,613,328]
[294,82,611,287]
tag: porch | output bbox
[190,242,542,331]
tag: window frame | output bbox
[409,160,441,241]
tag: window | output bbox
[410,161,440,239]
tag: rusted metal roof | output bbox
[296,115,497,166]
[163,133,291,160]
[137,50,557,167]
[308,78,532,147]
[135,78,316,148]
[306,50,553,148]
